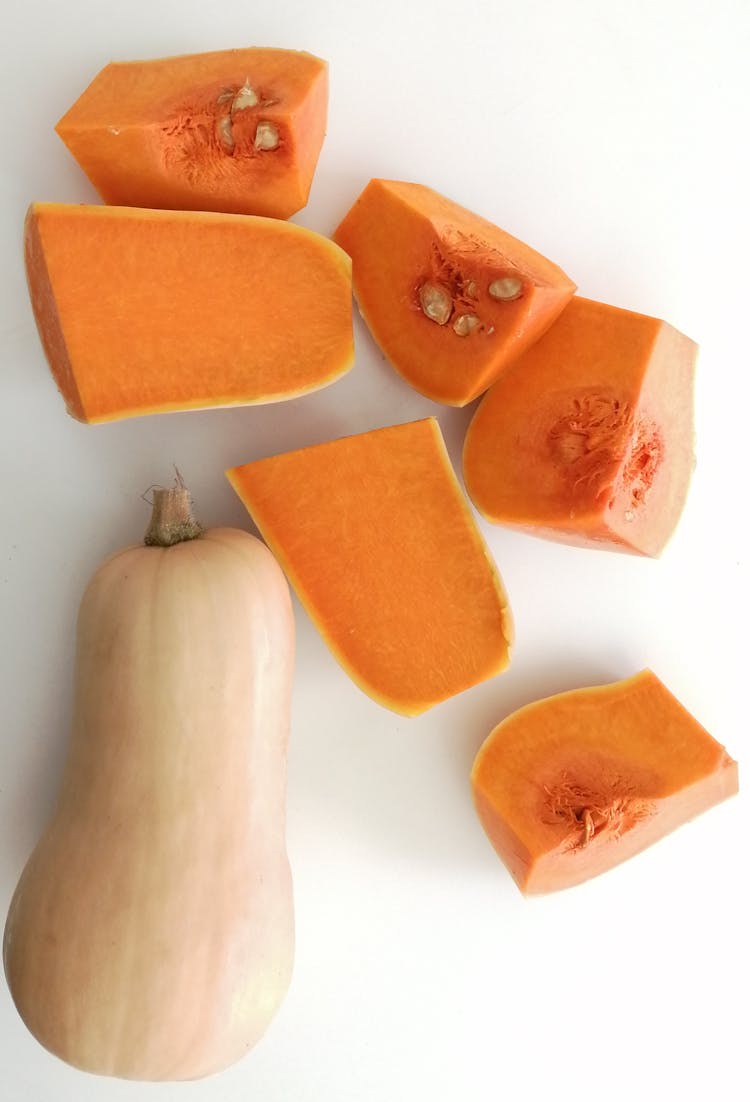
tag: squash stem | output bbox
[144,487,204,547]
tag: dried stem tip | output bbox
[144,487,204,547]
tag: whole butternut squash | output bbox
[3,485,295,1080]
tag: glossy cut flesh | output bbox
[228,418,513,715]
[472,670,738,894]
[3,529,295,1080]
[25,202,353,423]
[55,47,329,218]
[463,296,698,555]
[333,178,576,405]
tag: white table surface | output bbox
[1,2,748,1099]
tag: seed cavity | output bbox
[254,121,280,151]
[489,276,523,301]
[548,388,663,513]
[418,282,452,325]
[541,767,656,851]
[453,313,480,337]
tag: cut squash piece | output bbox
[56,48,329,219]
[25,202,353,423]
[227,418,513,715]
[333,179,576,405]
[472,669,739,894]
[463,296,698,555]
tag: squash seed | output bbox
[216,115,235,151]
[232,79,259,113]
[254,121,280,150]
[453,313,480,337]
[418,283,452,325]
[488,276,523,301]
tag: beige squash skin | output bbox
[3,527,295,1080]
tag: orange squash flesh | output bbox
[472,670,738,895]
[227,418,513,715]
[55,48,329,219]
[25,202,353,423]
[463,296,698,556]
[332,179,576,406]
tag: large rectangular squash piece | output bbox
[227,418,513,715]
[25,202,354,423]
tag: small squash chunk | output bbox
[333,179,576,405]
[463,296,698,556]
[227,418,513,715]
[25,202,353,423]
[472,670,739,895]
[3,487,295,1079]
[55,48,329,219]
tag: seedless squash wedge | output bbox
[3,485,295,1079]
[56,48,329,219]
[333,179,576,405]
[463,296,698,555]
[472,669,738,894]
[25,202,353,423]
[227,418,513,715]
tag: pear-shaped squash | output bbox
[3,485,295,1080]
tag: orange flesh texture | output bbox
[332,179,576,406]
[471,669,739,894]
[463,296,697,556]
[55,48,329,219]
[25,202,354,423]
[227,418,513,715]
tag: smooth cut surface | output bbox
[472,669,739,894]
[3,527,295,1080]
[25,202,353,422]
[463,296,698,555]
[56,48,329,219]
[333,178,576,405]
[228,418,513,715]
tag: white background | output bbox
[1,1,748,1099]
